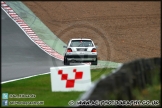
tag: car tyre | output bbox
[91,58,98,65]
[66,60,70,65]
[64,56,66,65]
[64,56,70,65]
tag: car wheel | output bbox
[64,56,67,65]
[64,56,70,65]
[64,56,66,65]
[66,59,70,65]
[91,58,98,65]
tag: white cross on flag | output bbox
[50,65,92,91]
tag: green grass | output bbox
[2,68,114,107]
[132,67,161,107]
[2,67,160,107]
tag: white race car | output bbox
[63,38,98,65]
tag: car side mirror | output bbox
[96,45,98,48]
[63,46,67,48]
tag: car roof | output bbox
[70,38,92,40]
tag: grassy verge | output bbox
[2,67,160,107]
[2,68,114,107]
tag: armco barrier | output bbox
[76,57,161,106]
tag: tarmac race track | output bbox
[1,8,65,82]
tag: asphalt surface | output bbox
[1,8,65,82]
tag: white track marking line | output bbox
[1,72,50,84]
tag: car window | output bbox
[70,40,94,47]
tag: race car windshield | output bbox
[70,40,94,47]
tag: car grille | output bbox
[77,48,87,51]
